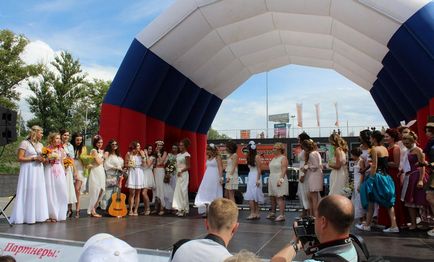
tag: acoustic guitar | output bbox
[108,174,128,218]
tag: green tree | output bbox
[80,79,111,136]
[26,68,56,132]
[0,29,42,110]
[207,127,230,139]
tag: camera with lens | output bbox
[293,216,319,246]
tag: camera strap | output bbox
[307,237,351,254]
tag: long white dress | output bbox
[328,149,348,196]
[244,164,264,204]
[87,149,106,214]
[351,159,365,219]
[195,157,223,214]
[11,140,49,224]
[102,154,124,210]
[44,147,68,221]
[163,154,177,209]
[126,155,145,189]
[63,143,77,204]
[268,155,288,197]
[173,152,190,213]
[154,155,166,207]
[297,150,310,209]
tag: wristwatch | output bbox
[290,240,299,252]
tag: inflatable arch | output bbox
[101,0,434,191]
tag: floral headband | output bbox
[155,140,164,145]
[209,143,216,149]
[248,141,256,150]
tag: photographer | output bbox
[271,195,357,262]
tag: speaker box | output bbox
[0,106,17,146]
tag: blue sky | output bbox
[2,0,387,135]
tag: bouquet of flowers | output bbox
[63,157,74,168]
[127,157,136,168]
[41,147,52,158]
[164,162,176,183]
[80,154,95,177]
[42,147,60,164]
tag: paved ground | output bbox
[1,205,433,261]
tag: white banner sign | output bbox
[0,237,169,262]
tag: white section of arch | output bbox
[136,0,430,99]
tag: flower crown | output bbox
[248,141,256,150]
[155,140,164,146]
[209,143,216,149]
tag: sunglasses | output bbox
[112,143,118,146]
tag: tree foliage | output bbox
[0,29,42,109]
[207,128,230,139]
[81,79,111,136]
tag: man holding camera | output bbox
[271,195,358,262]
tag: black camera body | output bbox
[293,216,319,245]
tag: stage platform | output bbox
[1,208,433,261]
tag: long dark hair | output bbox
[359,129,372,148]
[71,132,84,158]
[104,139,120,156]
[247,144,257,166]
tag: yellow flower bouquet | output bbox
[63,157,74,168]
[80,154,95,177]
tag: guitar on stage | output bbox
[108,172,128,218]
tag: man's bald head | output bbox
[317,195,354,234]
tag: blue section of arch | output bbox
[103,39,222,135]
[370,1,434,127]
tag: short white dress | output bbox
[10,140,49,224]
[225,154,239,190]
[244,164,264,204]
[126,155,145,189]
[44,147,68,221]
[195,157,223,214]
[268,155,288,197]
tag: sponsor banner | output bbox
[273,123,287,138]
[0,237,169,262]
[240,130,250,139]
[217,143,286,171]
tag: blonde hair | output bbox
[28,125,43,142]
[274,142,285,154]
[47,132,60,146]
[224,250,261,262]
[402,132,418,143]
[329,133,348,152]
[208,198,238,231]
[207,144,219,157]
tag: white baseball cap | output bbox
[79,233,138,262]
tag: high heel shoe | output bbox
[67,210,73,218]
[91,211,102,218]
[158,210,165,216]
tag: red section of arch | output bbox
[416,106,429,147]
[99,104,204,192]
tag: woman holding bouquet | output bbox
[173,138,191,216]
[102,139,124,210]
[163,144,179,211]
[153,141,168,215]
[125,141,146,216]
[72,132,87,218]
[11,126,49,224]
[44,132,68,222]
[87,135,105,218]
[60,129,77,218]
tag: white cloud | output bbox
[16,40,118,121]
[118,0,175,22]
[33,0,77,12]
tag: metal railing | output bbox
[214,125,386,139]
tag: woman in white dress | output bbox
[350,147,366,223]
[195,143,223,216]
[244,141,264,220]
[268,143,289,222]
[328,133,349,196]
[301,139,323,217]
[225,141,238,203]
[87,135,105,218]
[71,132,87,218]
[140,144,155,215]
[163,144,179,211]
[125,141,146,216]
[44,132,68,222]
[11,126,49,224]
[153,141,168,215]
[173,138,191,216]
[60,129,77,218]
[297,132,311,217]
[102,139,124,210]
